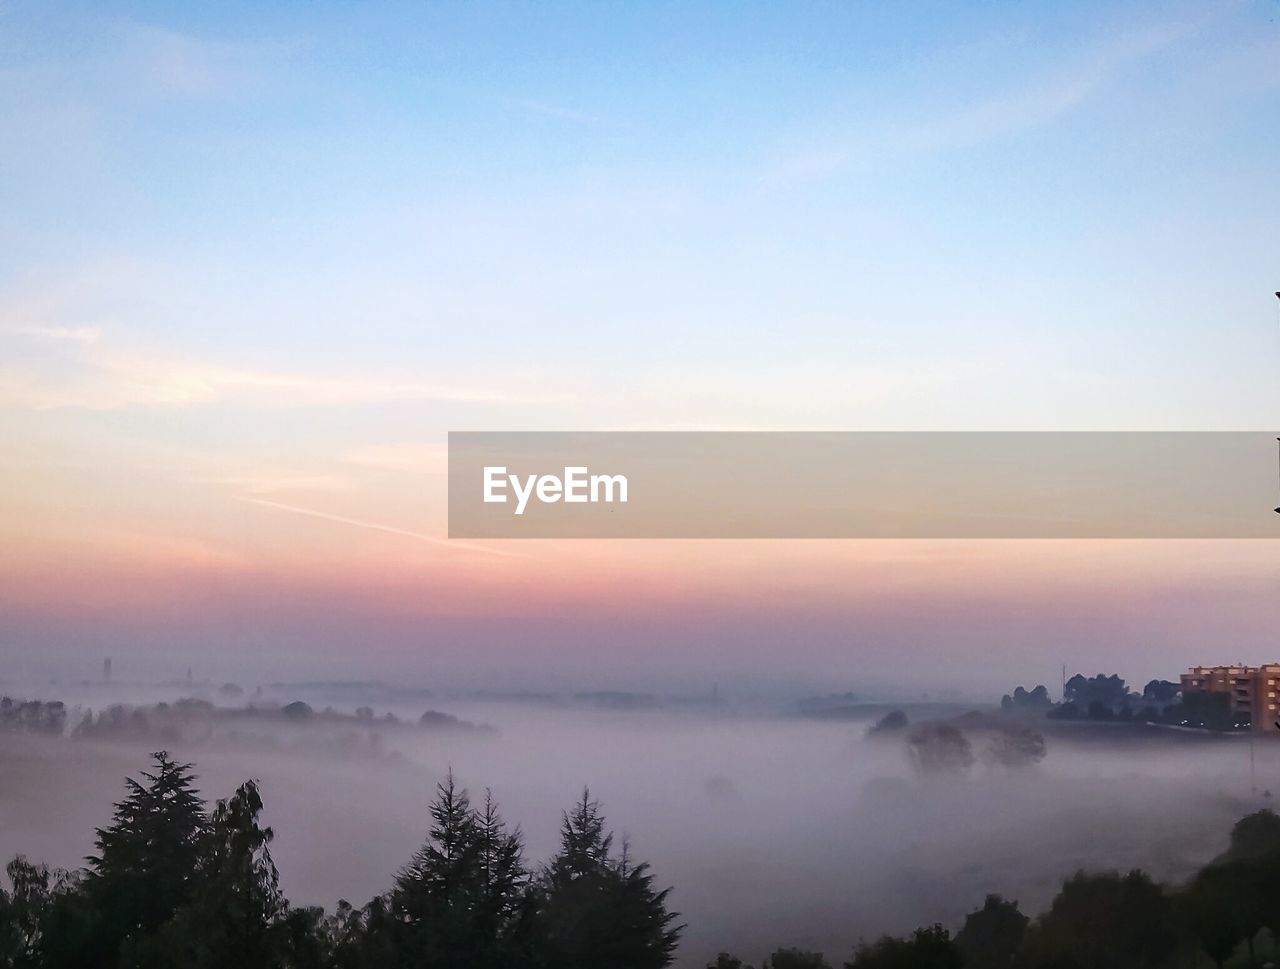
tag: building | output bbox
[1181,665,1280,732]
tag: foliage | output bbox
[11,752,1280,969]
[955,894,1027,967]
[905,723,973,777]
[1000,685,1052,712]
[984,728,1047,769]
[845,925,962,969]
[762,949,831,969]
[1019,870,1176,969]
[537,789,683,969]
[1063,674,1130,713]
[867,710,908,735]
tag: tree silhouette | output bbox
[845,926,962,969]
[1019,870,1175,969]
[537,788,682,969]
[128,779,287,968]
[85,751,207,961]
[1218,808,1280,863]
[955,894,1027,968]
[707,954,755,969]
[905,723,973,777]
[762,949,831,969]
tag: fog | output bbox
[0,682,1268,967]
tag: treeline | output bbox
[0,751,680,969]
[6,753,1280,969]
[708,810,1280,969]
[1001,674,1241,730]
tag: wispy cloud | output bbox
[0,326,544,410]
[233,495,523,558]
[6,323,102,345]
[213,473,353,496]
[762,17,1199,187]
[342,443,449,475]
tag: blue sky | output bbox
[2,1,1279,688]
[4,0,1278,429]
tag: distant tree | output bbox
[985,728,1047,769]
[281,701,314,721]
[1218,809,1280,863]
[1019,870,1176,969]
[1086,700,1114,721]
[867,710,908,735]
[1064,674,1130,716]
[955,894,1027,968]
[1175,691,1234,731]
[536,789,682,969]
[845,926,962,969]
[708,954,755,969]
[1046,701,1080,721]
[762,948,831,969]
[1142,680,1180,704]
[1001,685,1052,714]
[85,751,207,960]
[905,723,973,778]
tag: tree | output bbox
[867,710,908,735]
[707,954,755,969]
[1218,809,1280,863]
[1001,686,1052,713]
[0,856,52,966]
[1019,870,1176,969]
[762,949,830,969]
[381,772,484,968]
[955,894,1027,968]
[536,789,682,969]
[985,728,1047,769]
[905,723,973,778]
[1142,680,1180,704]
[1063,674,1129,713]
[85,751,207,960]
[1180,862,1264,969]
[845,926,962,969]
[128,779,288,968]
[1176,691,1233,731]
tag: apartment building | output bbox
[1181,665,1280,732]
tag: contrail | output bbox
[233,496,527,558]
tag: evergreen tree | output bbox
[127,779,287,969]
[376,771,526,968]
[536,789,682,969]
[85,751,207,962]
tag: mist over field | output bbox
[0,680,1266,967]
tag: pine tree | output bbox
[380,771,485,968]
[536,789,682,969]
[474,789,529,936]
[85,751,206,960]
[131,779,287,968]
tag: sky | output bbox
[1,0,1279,695]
